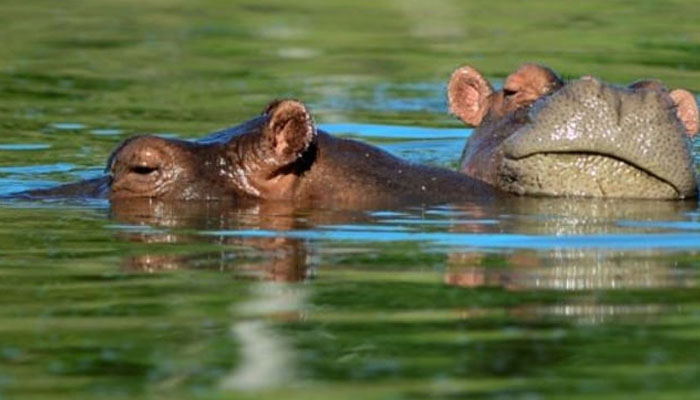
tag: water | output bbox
[1,1,700,399]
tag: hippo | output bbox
[447,64,700,199]
[13,99,496,208]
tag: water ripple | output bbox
[0,163,75,175]
[49,122,86,131]
[0,144,51,151]
[201,229,700,250]
[320,123,469,139]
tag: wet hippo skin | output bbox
[14,99,497,208]
[448,64,700,199]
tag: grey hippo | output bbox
[448,63,699,199]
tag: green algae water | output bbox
[1,1,700,399]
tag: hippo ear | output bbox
[670,89,699,137]
[263,99,317,164]
[448,65,493,126]
[505,64,563,100]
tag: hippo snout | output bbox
[498,78,698,199]
[108,136,192,199]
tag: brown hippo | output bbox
[448,64,700,199]
[15,99,496,207]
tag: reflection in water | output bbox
[444,197,699,322]
[110,199,317,390]
[524,303,668,325]
[110,196,700,326]
[110,199,316,282]
[221,282,309,391]
[446,250,696,290]
[104,196,700,388]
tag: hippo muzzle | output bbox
[499,78,698,199]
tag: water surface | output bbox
[1,1,700,399]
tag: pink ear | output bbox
[265,100,317,164]
[448,65,493,126]
[670,89,699,137]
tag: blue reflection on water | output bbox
[200,229,700,250]
[0,144,51,151]
[90,128,124,136]
[320,123,469,139]
[49,122,86,131]
[0,163,75,175]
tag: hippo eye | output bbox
[130,165,158,175]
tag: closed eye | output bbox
[130,165,159,175]
[503,88,517,97]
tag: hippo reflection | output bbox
[19,100,495,208]
[443,197,698,323]
[448,64,699,199]
[112,199,315,281]
[109,196,699,324]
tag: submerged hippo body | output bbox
[448,64,700,199]
[17,100,496,207]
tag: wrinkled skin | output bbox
[448,64,700,199]
[15,99,496,207]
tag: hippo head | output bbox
[448,64,700,199]
[107,100,316,200]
